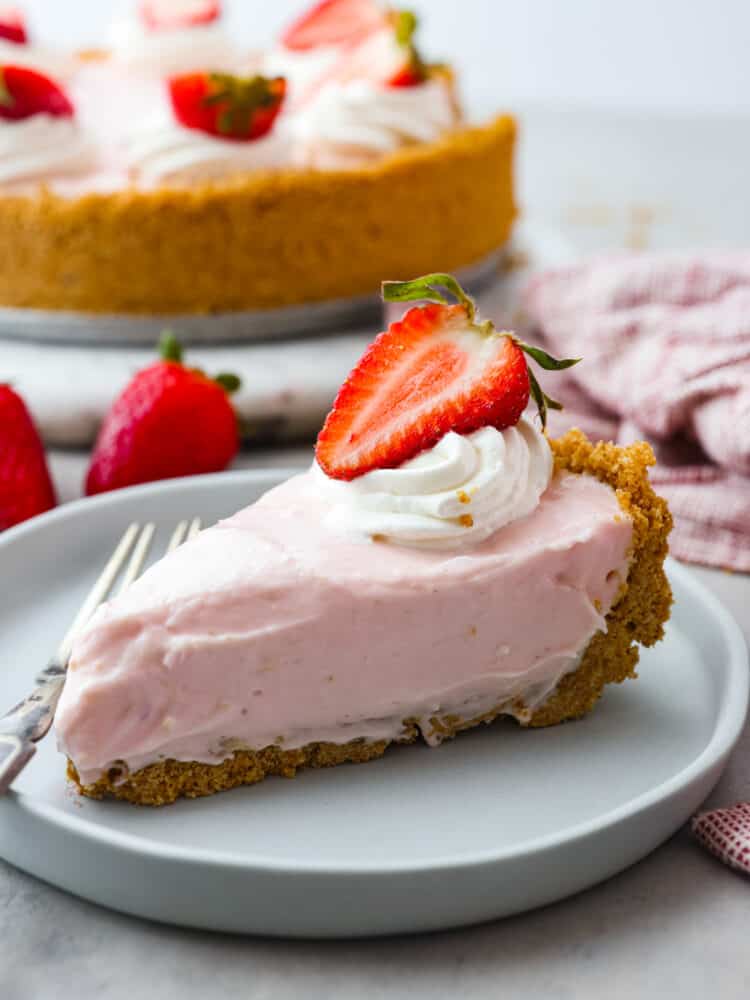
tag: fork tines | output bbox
[57,517,202,663]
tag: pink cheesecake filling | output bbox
[56,469,633,785]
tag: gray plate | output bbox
[0,251,503,347]
[0,470,747,938]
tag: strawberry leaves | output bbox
[159,331,241,394]
[202,73,284,138]
[383,272,474,311]
[169,72,286,141]
[514,343,579,429]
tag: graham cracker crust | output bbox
[68,430,673,806]
[0,115,516,315]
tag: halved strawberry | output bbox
[168,72,286,141]
[0,65,74,122]
[312,8,425,93]
[341,14,424,87]
[140,0,221,31]
[0,8,27,44]
[315,274,579,481]
[281,0,386,52]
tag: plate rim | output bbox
[0,470,747,878]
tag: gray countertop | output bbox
[3,106,750,999]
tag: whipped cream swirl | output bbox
[264,44,340,100]
[0,114,94,187]
[316,417,554,550]
[125,115,291,186]
[292,77,457,168]
[106,15,241,75]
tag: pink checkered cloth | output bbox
[522,253,750,572]
[692,803,750,876]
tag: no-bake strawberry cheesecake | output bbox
[56,274,673,805]
[0,1,515,315]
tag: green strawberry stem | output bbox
[382,272,580,430]
[204,73,281,138]
[389,8,425,82]
[0,70,13,109]
[393,9,418,46]
[214,373,241,394]
[383,273,476,317]
[159,330,183,364]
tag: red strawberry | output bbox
[315,274,579,481]
[0,65,74,122]
[85,334,241,496]
[0,8,27,44]
[337,17,425,87]
[0,385,56,531]
[310,8,425,95]
[140,0,221,31]
[168,72,286,141]
[281,0,385,52]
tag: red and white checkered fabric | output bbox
[692,802,750,875]
[521,252,750,572]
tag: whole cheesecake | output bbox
[56,274,673,805]
[0,1,516,316]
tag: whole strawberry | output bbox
[168,72,286,142]
[85,334,241,496]
[0,385,56,531]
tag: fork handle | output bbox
[0,659,67,793]
[0,658,67,738]
[0,658,66,740]
[0,735,37,795]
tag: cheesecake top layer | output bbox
[0,3,462,194]
[56,460,632,786]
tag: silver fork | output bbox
[0,517,202,795]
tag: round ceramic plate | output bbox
[0,472,747,938]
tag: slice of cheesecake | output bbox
[56,275,672,805]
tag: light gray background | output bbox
[24,0,750,115]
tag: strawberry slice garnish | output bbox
[140,0,221,31]
[334,11,425,87]
[304,7,425,98]
[315,274,579,481]
[0,8,27,44]
[281,0,386,52]
[168,72,286,141]
[85,333,241,496]
[0,65,74,121]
